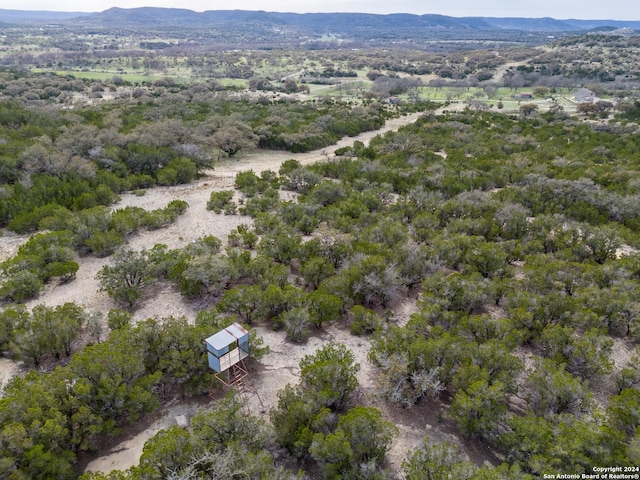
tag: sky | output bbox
[3,0,639,21]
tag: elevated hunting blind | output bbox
[204,323,263,410]
[205,322,249,374]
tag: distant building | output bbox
[519,92,533,99]
[572,87,597,103]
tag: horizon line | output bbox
[0,6,638,22]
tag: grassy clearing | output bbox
[30,63,579,113]
[408,85,577,112]
[217,78,248,88]
[31,68,199,84]
[32,69,155,83]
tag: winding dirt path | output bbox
[211,111,425,178]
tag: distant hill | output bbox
[466,17,579,32]
[476,16,640,31]
[0,8,87,23]
[67,8,640,32]
[0,7,638,42]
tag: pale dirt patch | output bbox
[388,297,420,327]
[0,230,30,263]
[609,336,636,370]
[83,397,208,474]
[0,357,21,392]
[247,324,379,415]
[616,244,638,259]
[591,336,638,408]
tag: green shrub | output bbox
[45,260,79,282]
[167,157,198,184]
[284,307,311,343]
[207,190,235,213]
[0,270,44,303]
[84,230,124,256]
[129,173,156,189]
[107,308,133,330]
[278,158,302,175]
[349,305,382,336]
[235,170,271,197]
[156,166,178,185]
[223,202,237,215]
[166,199,189,214]
[9,203,66,234]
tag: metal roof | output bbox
[205,329,236,350]
[225,322,249,340]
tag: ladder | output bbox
[210,359,265,412]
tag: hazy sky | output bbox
[4,0,639,20]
